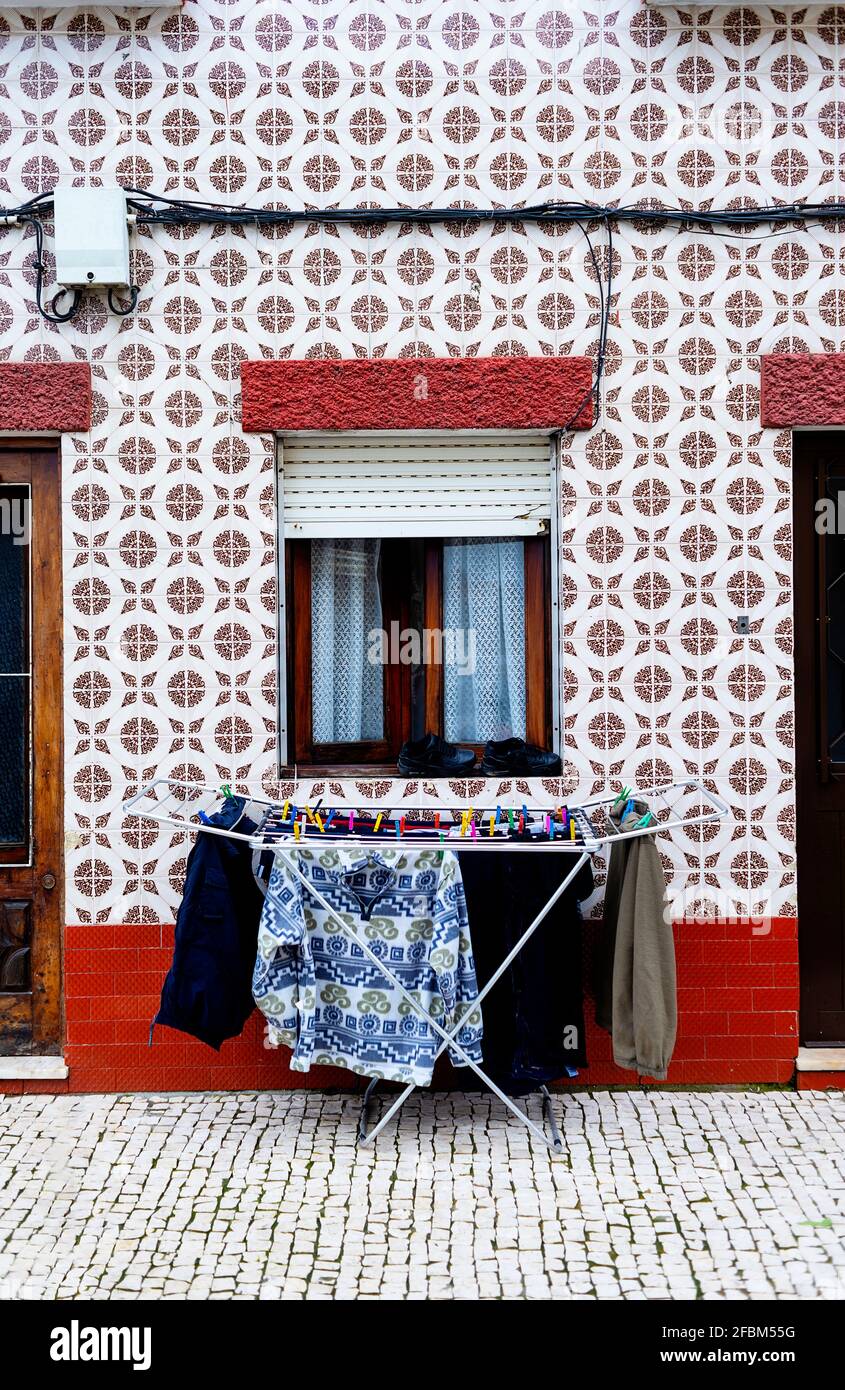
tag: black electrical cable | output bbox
[107,285,140,316]
[23,218,82,324]
[4,186,845,341]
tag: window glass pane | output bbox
[442,537,526,743]
[0,486,27,673]
[311,538,384,743]
[0,677,28,846]
[0,486,29,850]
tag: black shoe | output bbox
[398,732,476,776]
[482,738,562,776]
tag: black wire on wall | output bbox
[4,189,845,428]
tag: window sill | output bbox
[281,765,411,779]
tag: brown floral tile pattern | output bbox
[0,0,822,921]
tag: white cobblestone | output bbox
[1,1090,844,1299]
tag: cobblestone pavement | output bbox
[1,1089,845,1300]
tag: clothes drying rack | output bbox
[123,777,728,1154]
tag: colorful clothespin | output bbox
[282,800,290,821]
[613,786,631,809]
[508,808,515,830]
[323,810,335,830]
[495,805,502,828]
[294,820,301,841]
[348,811,354,832]
[570,816,576,840]
[635,810,654,829]
[489,813,495,837]
[374,812,384,833]
[315,812,325,833]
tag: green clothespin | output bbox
[220,783,233,799]
[635,810,654,829]
[613,785,630,809]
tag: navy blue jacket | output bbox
[152,797,264,1050]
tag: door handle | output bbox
[40,873,56,891]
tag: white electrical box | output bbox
[53,186,130,290]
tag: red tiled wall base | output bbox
[5,917,797,1096]
[797,1074,845,1091]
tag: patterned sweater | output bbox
[253,846,483,1086]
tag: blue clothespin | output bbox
[197,810,211,825]
[622,798,634,820]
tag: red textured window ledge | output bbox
[241,356,594,432]
[0,362,92,433]
[761,353,845,427]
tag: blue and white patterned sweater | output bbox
[252,846,483,1086]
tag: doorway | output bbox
[0,443,63,1056]
[794,430,845,1045]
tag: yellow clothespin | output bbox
[294,820,301,841]
[374,812,384,833]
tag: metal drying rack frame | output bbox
[123,777,729,1155]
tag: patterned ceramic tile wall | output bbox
[0,0,831,927]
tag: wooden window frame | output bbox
[283,535,552,775]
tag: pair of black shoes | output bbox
[397,732,562,777]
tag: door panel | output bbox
[794,433,845,1044]
[0,446,63,1056]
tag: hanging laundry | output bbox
[595,799,676,1080]
[152,795,264,1050]
[253,846,483,1086]
[457,851,593,1096]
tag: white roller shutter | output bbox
[279,431,552,538]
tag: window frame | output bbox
[281,534,553,775]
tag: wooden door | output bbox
[794,431,845,1045]
[0,444,63,1056]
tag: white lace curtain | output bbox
[443,538,526,743]
[311,538,384,743]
